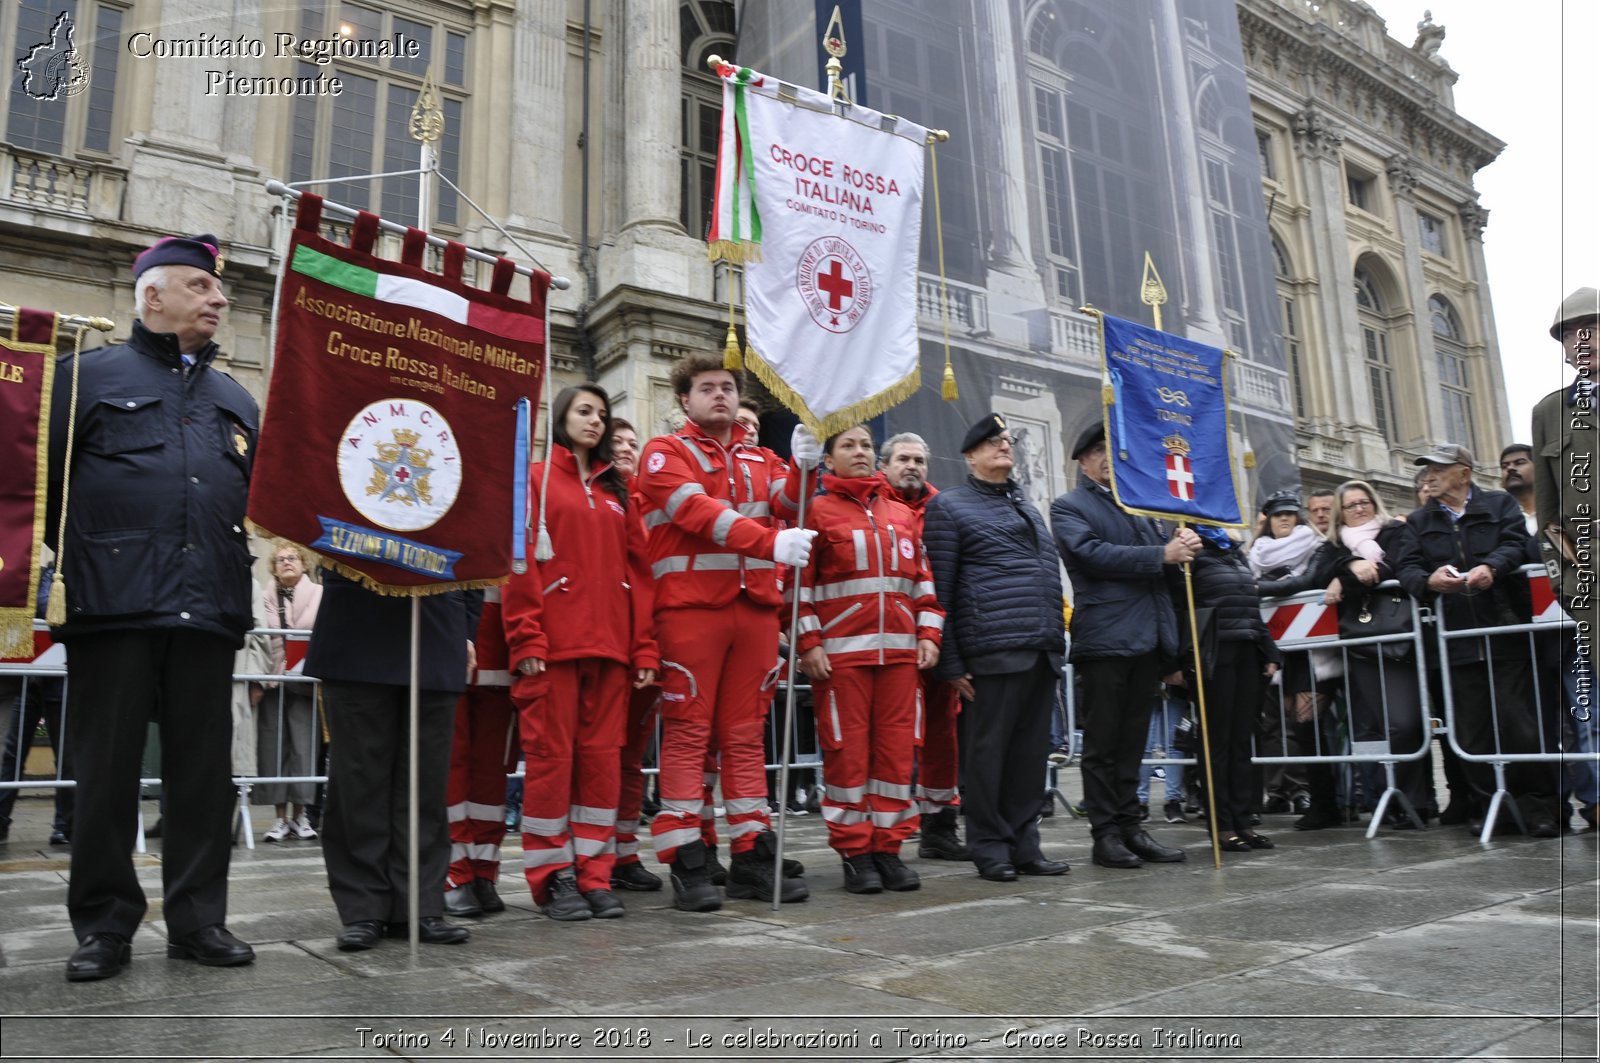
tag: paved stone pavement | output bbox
[0,795,1595,1062]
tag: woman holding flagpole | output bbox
[502,384,658,921]
[794,425,943,894]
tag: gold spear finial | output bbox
[1141,251,1168,331]
[409,70,444,144]
[823,5,850,103]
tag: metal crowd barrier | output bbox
[1434,563,1597,844]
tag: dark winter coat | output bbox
[1172,539,1282,676]
[923,475,1064,680]
[45,321,258,645]
[1051,479,1177,662]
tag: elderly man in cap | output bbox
[1399,444,1562,837]
[1051,421,1199,868]
[1532,286,1600,829]
[922,413,1069,881]
[46,235,258,980]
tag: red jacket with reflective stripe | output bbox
[636,420,800,611]
[501,445,660,671]
[793,472,943,667]
[896,481,938,540]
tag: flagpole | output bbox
[403,70,444,962]
[772,463,811,912]
[1141,253,1220,870]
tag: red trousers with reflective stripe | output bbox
[916,676,962,813]
[814,662,922,856]
[650,599,777,863]
[445,687,517,889]
[615,685,659,866]
[515,658,628,901]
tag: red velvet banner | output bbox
[0,308,57,656]
[248,195,549,594]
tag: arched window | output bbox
[679,0,736,237]
[1273,236,1307,419]
[1431,295,1476,451]
[1196,83,1224,136]
[1355,262,1400,444]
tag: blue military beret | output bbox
[133,234,223,278]
[960,413,1007,454]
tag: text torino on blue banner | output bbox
[1099,312,1243,527]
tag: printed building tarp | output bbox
[248,194,548,594]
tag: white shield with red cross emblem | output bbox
[1165,453,1194,501]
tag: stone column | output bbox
[620,0,681,234]
[1388,154,1446,449]
[504,0,567,237]
[1458,199,1513,446]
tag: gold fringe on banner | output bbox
[744,345,920,443]
[248,522,507,598]
[706,241,761,265]
[0,312,61,653]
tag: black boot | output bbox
[669,841,722,912]
[917,808,971,860]
[1294,764,1343,830]
[726,832,808,903]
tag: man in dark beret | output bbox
[47,234,259,981]
[1052,418,1199,868]
[922,413,1070,881]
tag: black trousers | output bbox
[1077,652,1160,840]
[320,682,456,925]
[1196,642,1267,835]
[958,654,1056,871]
[1347,652,1429,814]
[65,629,236,941]
[1445,652,1562,820]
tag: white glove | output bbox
[773,527,818,567]
[790,423,823,470]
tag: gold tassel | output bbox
[45,574,66,626]
[722,323,743,371]
[942,362,958,402]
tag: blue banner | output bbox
[310,516,464,580]
[1099,313,1243,526]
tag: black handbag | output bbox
[1339,589,1414,660]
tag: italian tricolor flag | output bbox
[290,244,542,342]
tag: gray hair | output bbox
[133,265,182,319]
[878,431,930,466]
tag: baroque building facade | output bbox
[0,0,1507,515]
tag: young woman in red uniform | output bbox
[795,425,944,893]
[503,384,659,921]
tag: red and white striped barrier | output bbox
[1261,597,1340,644]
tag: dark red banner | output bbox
[0,308,56,656]
[248,195,548,594]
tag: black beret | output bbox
[133,234,223,278]
[1070,420,1106,460]
[960,413,1007,454]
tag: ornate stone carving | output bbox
[1457,201,1489,241]
[1291,107,1345,159]
[1385,155,1418,199]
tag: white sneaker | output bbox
[262,817,291,842]
[289,813,318,840]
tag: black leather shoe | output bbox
[1091,835,1143,869]
[443,884,484,918]
[473,878,506,913]
[1238,830,1275,850]
[1015,858,1070,876]
[977,862,1018,882]
[584,889,626,918]
[872,852,921,891]
[336,920,384,951]
[1215,834,1252,852]
[66,933,131,982]
[1526,817,1561,839]
[1125,831,1187,863]
[49,829,70,846]
[387,917,469,944]
[166,925,255,967]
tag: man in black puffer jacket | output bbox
[924,414,1069,882]
[1052,423,1199,870]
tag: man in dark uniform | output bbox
[1052,422,1197,869]
[47,234,259,981]
[923,413,1069,882]
[307,571,481,950]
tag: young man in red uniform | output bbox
[635,354,818,911]
[879,432,972,862]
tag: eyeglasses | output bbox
[274,556,301,565]
[985,435,1015,449]
[1341,499,1374,512]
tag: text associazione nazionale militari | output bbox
[126,30,418,97]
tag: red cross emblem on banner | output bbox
[1166,454,1194,500]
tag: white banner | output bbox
[720,71,929,438]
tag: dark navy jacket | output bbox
[1052,480,1178,662]
[304,570,483,694]
[923,475,1064,680]
[45,321,258,645]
